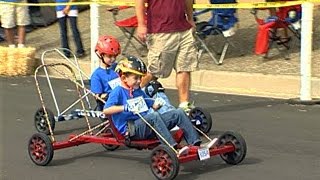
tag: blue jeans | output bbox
[58,16,84,56]
[131,109,201,147]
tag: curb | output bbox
[44,58,320,100]
[159,70,320,99]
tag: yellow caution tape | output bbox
[0,0,319,8]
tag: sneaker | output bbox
[64,53,71,58]
[17,44,25,48]
[177,146,190,157]
[178,101,195,114]
[201,138,218,149]
[76,51,86,58]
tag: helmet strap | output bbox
[99,54,111,68]
[120,74,134,98]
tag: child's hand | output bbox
[100,93,108,100]
[123,104,138,113]
[63,6,71,15]
[154,97,166,107]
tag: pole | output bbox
[90,1,100,76]
[300,2,313,101]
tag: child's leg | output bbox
[161,109,201,146]
[69,16,85,55]
[58,16,70,57]
[131,112,177,147]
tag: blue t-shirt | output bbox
[90,64,119,95]
[55,0,77,11]
[104,86,154,135]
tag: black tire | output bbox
[28,133,54,166]
[34,107,55,135]
[150,145,180,180]
[189,107,213,134]
[100,127,120,151]
[218,131,247,165]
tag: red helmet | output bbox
[95,35,121,57]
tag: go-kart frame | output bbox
[28,48,247,180]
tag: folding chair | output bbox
[252,4,301,59]
[107,6,147,57]
[193,0,242,65]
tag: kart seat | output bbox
[105,116,184,149]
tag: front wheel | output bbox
[218,131,247,165]
[28,133,54,166]
[150,145,180,180]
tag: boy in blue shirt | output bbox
[90,35,121,111]
[103,55,217,156]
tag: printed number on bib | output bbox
[126,96,148,114]
[198,148,210,161]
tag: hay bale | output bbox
[0,46,36,76]
[0,47,8,75]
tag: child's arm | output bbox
[103,87,130,115]
[63,0,74,15]
[103,105,125,115]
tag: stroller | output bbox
[193,0,242,65]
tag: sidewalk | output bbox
[1,7,320,99]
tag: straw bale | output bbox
[0,46,36,76]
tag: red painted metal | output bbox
[53,139,88,150]
[178,145,235,163]
[172,129,184,144]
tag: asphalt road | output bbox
[1,76,320,180]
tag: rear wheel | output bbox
[34,107,55,135]
[150,145,179,180]
[189,107,213,134]
[218,131,247,165]
[100,127,120,151]
[28,133,54,166]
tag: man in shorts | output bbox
[135,0,198,112]
[0,0,30,48]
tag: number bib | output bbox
[126,96,148,114]
[198,148,210,161]
[108,78,121,89]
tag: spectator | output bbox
[135,0,198,112]
[265,0,289,41]
[0,0,30,48]
[55,0,85,58]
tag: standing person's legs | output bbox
[16,26,26,47]
[175,29,198,109]
[58,16,70,57]
[69,16,85,56]
[145,32,179,88]
[176,72,191,104]
[1,4,16,47]
[16,0,30,47]
[4,28,15,47]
